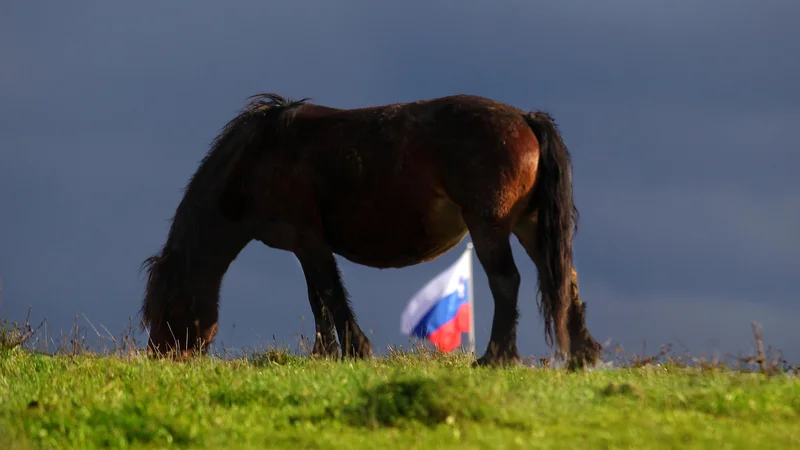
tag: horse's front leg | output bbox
[294,236,372,360]
[299,258,340,358]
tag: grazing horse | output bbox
[139,93,602,368]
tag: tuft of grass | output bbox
[599,381,644,399]
[248,348,306,367]
[350,375,494,427]
[0,308,45,352]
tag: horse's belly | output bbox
[325,196,468,269]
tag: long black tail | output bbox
[523,111,578,359]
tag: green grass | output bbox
[1,347,799,449]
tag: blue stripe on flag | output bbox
[410,279,468,338]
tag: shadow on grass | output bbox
[325,374,530,430]
[25,402,197,447]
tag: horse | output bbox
[139,92,602,369]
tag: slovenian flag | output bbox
[400,244,474,353]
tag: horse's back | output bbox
[280,95,539,268]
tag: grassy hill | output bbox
[1,343,799,449]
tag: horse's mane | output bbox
[139,93,310,331]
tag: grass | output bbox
[1,311,798,449]
[1,345,799,450]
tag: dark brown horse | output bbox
[139,93,601,368]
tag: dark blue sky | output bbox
[2,1,798,362]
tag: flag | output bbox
[400,245,474,353]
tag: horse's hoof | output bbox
[472,352,520,368]
[567,338,603,372]
[342,340,372,360]
[472,357,496,368]
[566,351,601,372]
[310,340,340,359]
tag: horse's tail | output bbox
[523,111,578,359]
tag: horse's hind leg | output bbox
[513,214,602,369]
[294,237,372,360]
[465,220,522,367]
[299,259,340,358]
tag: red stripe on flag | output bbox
[428,302,472,353]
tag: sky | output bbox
[1,1,798,363]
